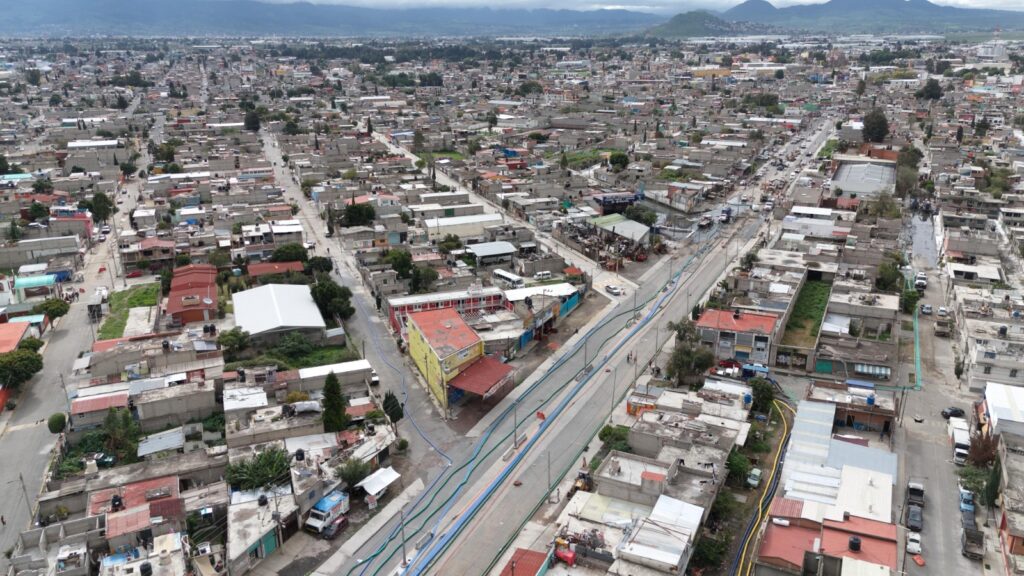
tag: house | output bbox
[0,321,29,353]
[696,309,779,363]
[165,283,218,325]
[232,284,326,344]
[406,308,485,412]
[69,393,129,433]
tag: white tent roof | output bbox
[232,284,326,337]
[356,466,400,497]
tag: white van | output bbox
[533,271,552,280]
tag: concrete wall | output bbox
[136,383,218,432]
[0,236,82,270]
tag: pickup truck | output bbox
[305,490,350,534]
[907,482,926,508]
[962,527,985,560]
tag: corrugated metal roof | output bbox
[138,427,185,457]
[14,274,57,289]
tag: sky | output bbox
[257,0,1024,12]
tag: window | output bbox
[984,351,997,359]
[984,366,992,374]
[1013,369,1019,378]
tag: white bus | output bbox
[492,268,525,289]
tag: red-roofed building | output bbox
[758,523,821,573]
[498,549,548,576]
[122,237,176,270]
[406,308,485,412]
[88,475,181,516]
[0,322,29,353]
[820,517,898,570]
[167,264,218,325]
[696,308,779,363]
[248,261,305,278]
[446,355,514,401]
[170,264,217,291]
[70,392,130,432]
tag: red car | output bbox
[126,270,145,278]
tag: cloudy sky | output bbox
[257,0,1024,12]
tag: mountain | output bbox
[723,0,778,22]
[646,10,768,38]
[0,0,665,37]
[722,0,1024,33]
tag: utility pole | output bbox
[59,373,70,412]
[400,509,409,567]
[19,472,32,520]
[512,400,519,449]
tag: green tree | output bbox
[958,464,988,499]
[956,125,964,143]
[915,78,943,100]
[283,120,302,135]
[33,298,70,319]
[691,535,730,569]
[17,337,44,352]
[217,328,250,358]
[310,276,355,320]
[336,458,371,489]
[0,349,44,388]
[413,130,426,152]
[437,234,462,254]
[25,69,42,86]
[48,412,66,434]
[862,108,889,143]
[986,457,1002,507]
[225,446,290,490]
[114,94,129,110]
[774,69,785,80]
[270,242,309,262]
[244,110,261,132]
[7,219,21,241]
[665,320,715,388]
[0,154,11,174]
[208,249,231,268]
[102,407,140,461]
[976,118,991,137]
[383,390,403,435]
[27,201,49,222]
[895,166,918,197]
[726,449,752,485]
[624,204,657,227]
[306,256,333,273]
[609,151,629,172]
[749,377,775,414]
[384,249,414,278]
[49,93,62,106]
[855,79,866,96]
[486,111,498,132]
[322,373,351,432]
[342,202,376,227]
[875,260,904,292]
[89,192,115,223]
[410,266,439,294]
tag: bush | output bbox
[285,391,310,404]
[397,438,409,452]
[48,412,66,434]
[726,449,752,485]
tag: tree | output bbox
[7,219,20,241]
[306,256,333,273]
[486,111,498,132]
[0,349,44,388]
[274,332,314,357]
[608,151,629,172]
[691,535,730,569]
[285,391,310,404]
[975,118,991,137]
[986,457,1002,507]
[336,458,371,489]
[915,78,943,100]
[243,110,261,132]
[749,377,775,414]
[17,337,44,352]
[411,266,438,294]
[384,249,414,278]
[33,298,70,320]
[283,120,302,135]
[862,108,889,143]
[310,276,355,320]
[895,166,918,197]
[0,154,11,175]
[49,93,63,106]
[774,69,785,80]
[968,434,998,467]
[437,234,462,254]
[342,202,376,227]
[665,319,715,388]
[114,94,129,110]
[226,446,291,490]
[102,407,140,461]
[875,260,904,292]
[32,179,53,193]
[217,328,250,358]
[322,373,351,432]
[855,79,866,96]
[366,117,373,135]
[25,69,42,86]
[958,465,988,500]
[28,201,49,222]
[90,192,115,223]
[48,413,66,434]
[383,390,403,435]
[208,249,231,268]
[413,130,425,152]
[270,242,308,262]
[726,449,752,485]
[624,205,657,227]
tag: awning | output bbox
[853,364,891,379]
[447,356,514,399]
[356,466,400,497]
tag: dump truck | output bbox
[962,527,985,560]
[305,490,350,534]
[566,470,594,500]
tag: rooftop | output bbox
[232,284,326,337]
[408,307,481,358]
[696,309,778,335]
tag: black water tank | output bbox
[258,494,269,507]
[849,536,861,552]
[295,448,305,462]
[140,562,153,576]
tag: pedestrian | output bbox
[2,515,6,526]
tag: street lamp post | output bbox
[399,509,409,568]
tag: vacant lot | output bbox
[781,280,832,348]
[98,283,160,340]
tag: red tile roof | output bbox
[0,322,28,353]
[89,475,181,516]
[165,285,218,317]
[822,516,898,542]
[247,261,305,277]
[498,549,548,576]
[768,497,805,520]
[447,356,513,397]
[696,309,778,335]
[170,264,217,291]
[106,505,152,539]
[71,392,129,415]
[758,523,820,571]
[408,308,480,358]
[819,517,898,570]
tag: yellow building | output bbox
[406,308,484,412]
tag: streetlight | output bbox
[7,473,33,524]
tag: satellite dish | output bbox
[202,298,213,305]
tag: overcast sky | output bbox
[257,0,1024,12]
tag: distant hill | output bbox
[722,0,1024,33]
[0,0,665,36]
[646,11,768,38]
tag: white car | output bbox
[938,306,949,317]
[605,285,625,296]
[906,531,922,555]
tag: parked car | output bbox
[126,270,144,279]
[937,307,949,317]
[942,407,966,419]
[96,234,107,242]
[321,515,349,540]
[907,504,924,532]
[906,531,922,555]
[920,304,933,315]
[746,468,763,489]
[605,285,625,296]
[101,225,111,234]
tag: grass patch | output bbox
[817,139,839,159]
[430,150,465,160]
[781,280,832,348]
[98,283,160,340]
[225,345,361,371]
